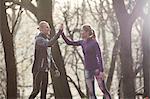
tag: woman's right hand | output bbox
[95,69,105,80]
[58,24,64,35]
[59,24,63,31]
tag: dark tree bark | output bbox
[142,9,150,97]
[113,1,135,98]
[119,18,135,99]
[112,0,147,98]
[1,0,17,98]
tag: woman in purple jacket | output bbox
[61,25,111,99]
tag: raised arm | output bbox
[36,30,62,48]
[94,41,104,72]
[61,33,82,46]
[47,30,62,46]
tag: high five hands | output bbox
[57,23,64,36]
[59,24,63,31]
[58,23,64,34]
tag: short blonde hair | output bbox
[38,21,49,28]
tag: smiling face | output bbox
[81,29,89,39]
[39,21,51,35]
[81,25,92,39]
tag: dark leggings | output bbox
[85,70,111,99]
[29,71,48,99]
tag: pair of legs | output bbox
[29,71,48,99]
[85,70,111,99]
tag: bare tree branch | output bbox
[6,0,38,19]
[12,6,23,34]
[67,75,86,98]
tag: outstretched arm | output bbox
[61,33,82,46]
[36,30,62,48]
[47,30,62,46]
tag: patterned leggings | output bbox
[85,70,111,99]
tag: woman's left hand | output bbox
[95,69,100,75]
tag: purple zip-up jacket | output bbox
[62,33,103,72]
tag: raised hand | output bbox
[59,24,63,31]
[58,24,64,35]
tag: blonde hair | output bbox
[39,21,49,28]
[82,25,95,39]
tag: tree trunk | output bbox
[1,0,17,98]
[37,0,72,98]
[119,20,135,98]
[112,0,136,98]
[142,13,150,98]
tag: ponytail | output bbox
[89,29,96,39]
